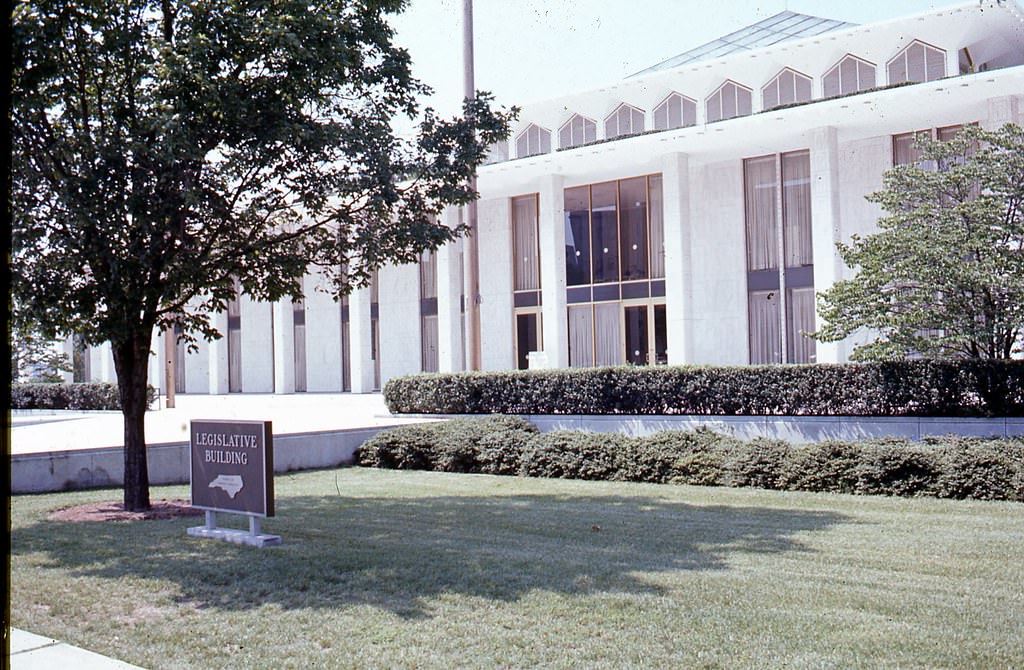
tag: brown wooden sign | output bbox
[190,420,274,517]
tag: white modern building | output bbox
[69,1,1024,394]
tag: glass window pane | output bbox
[516,313,539,370]
[795,73,812,102]
[893,131,922,166]
[722,84,737,118]
[421,314,439,372]
[590,182,619,283]
[744,156,778,271]
[564,186,591,286]
[654,304,668,364]
[513,195,540,291]
[568,305,594,367]
[624,306,649,365]
[782,151,812,268]
[682,97,696,127]
[839,57,857,94]
[859,61,876,90]
[594,303,623,366]
[823,64,841,98]
[763,80,779,110]
[707,90,722,123]
[925,45,945,82]
[888,52,908,84]
[907,43,926,83]
[619,177,648,281]
[737,87,752,116]
[786,287,816,363]
[748,290,782,364]
[648,175,665,278]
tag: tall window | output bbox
[762,68,812,110]
[564,175,667,368]
[512,194,542,370]
[563,175,663,286]
[512,195,540,291]
[516,124,551,158]
[227,281,242,392]
[888,40,946,85]
[744,151,815,364]
[559,114,597,149]
[604,104,645,139]
[706,81,752,123]
[419,250,439,373]
[893,125,964,166]
[823,55,876,97]
[653,93,697,131]
[293,298,307,392]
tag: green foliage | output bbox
[384,361,1024,417]
[815,123,1024,360]
[520,431,632,481]
[783,441,863,494]
[11,383,157,410]
[10,0,515,509]
[10,320,71,384]
[357,417,1024,501]
[357,416,538,474]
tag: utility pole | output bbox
[463,0,482,370]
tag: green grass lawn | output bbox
[10,468,1024,669]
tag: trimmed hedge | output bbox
[384,360,1024,417]
[355,417,1024,502]
[11,383,157,411]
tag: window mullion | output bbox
[775,153,788,364]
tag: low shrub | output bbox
[357,417,1024,502]
[11,382,157,410]
[520,431,631,481]
[356,416,537,473]
[720,438,791,490]
[383,360,1024,417]
[784,441,863,494]
[855,440,941,497]
[932,438,1024,501]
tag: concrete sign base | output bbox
[187,511,281,548]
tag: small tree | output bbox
[11,1,515,510]
[815,123,1024,361]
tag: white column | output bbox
[809,126,843,364]
[99,341,114,382]
[538,174,568,368]
[437,208,465,372]
[272,299,295,394]
[348,285,375,393]
[661,152,692,365]
[208,310,230,394]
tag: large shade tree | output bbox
[815,123,1024,361]
[11,0,514,510]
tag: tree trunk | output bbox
[112,333,153,512]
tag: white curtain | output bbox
[568,306,594,368]
[748,290,782,364]
[744,156,778,271]
[786,288,816,364]
[513,195,540,291]
[782,151,812,268]
[594,303,623,366]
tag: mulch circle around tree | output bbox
[49,499,202,523]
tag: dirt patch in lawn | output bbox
[49,499,202,523]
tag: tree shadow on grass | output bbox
[12,490,852,619]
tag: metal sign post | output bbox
[187,419,281,547]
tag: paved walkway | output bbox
[9,392,434,670]
[9,628,144,669]
[10,392,426,455]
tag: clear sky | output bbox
[389,0,953,121]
